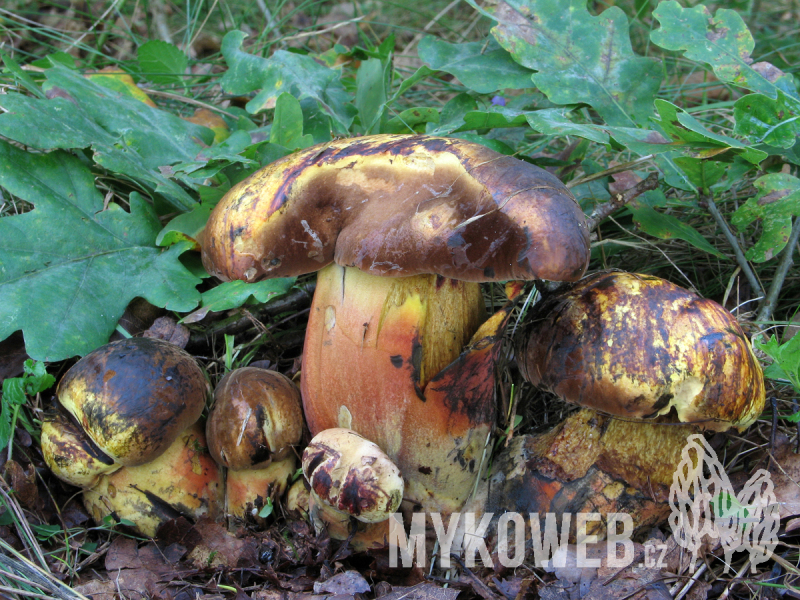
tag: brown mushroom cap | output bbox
[201,134,589,284]
[516,272,765,431]
[206,367,303,470]
[57,337,208,466]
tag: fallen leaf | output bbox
[105,537,143,571]
[0,332,27,382]
[608,170,642,197]
[314,570,371,595]
[73,579,118,600]
[185,108,230,144]
[143,316,190,348]
[3,460,37,509]
[378,583,460,600]
[766,433,800,518]
[186,518,260,569]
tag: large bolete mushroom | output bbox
[206,367,304,520]
[41,337,220,536]
[201,134,590,517]
[516,271,765,431]
[491,271,766,541]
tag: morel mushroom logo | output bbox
[669,434,779,573]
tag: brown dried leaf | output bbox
[583,564,672,600]
[0,331,27,381]
[186,518,259,569]
[143,316,190,348]
[608,170,642,197]
[766,433,800,518]
[3,460,37,509]
[379,583,461,600]
[73,579,118,600]
[105,537,143,571]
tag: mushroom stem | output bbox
[302,265,511,515]
[486,409,699,543]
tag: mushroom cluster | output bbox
[42,135,767,547]
[41,337,220,537]
[201,133,591,528]
[198,134,766,543]
[486,271,766,539]
[42,339,307,536]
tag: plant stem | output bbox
[703,195,764,299]
[757,216,800,324]
[585,172,659,231]
[188,283,315,345]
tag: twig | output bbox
[279,18,366,43]
[401,0,462,56]
[585,172,659,231]
[757,216,800,324]
[144,89,238,118]
[718,558,751,600]
[566,155,655,189]
[66,0,126,53]
[672,563,707,600]
[448,553,501,600]
[701,195,764,299]
[255,0,278,32]
[188,283,315,345]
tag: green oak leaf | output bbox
[417,36,534,94]
[427,93,478,135]
[732,173,800,262]
[137,40,189,85]
[355,58,390,135]
[526,109,611,144]
[220,31,356,133]
[182,278,296,323]
[459,108,528,132]
[0,67,212,211]
[629,201,724,258]
[487,0,662,127]
[651,2,799,101]
[271,93,314,150]
[734,92,800,149]
[653,100,767,165]
[0,141,202,361]
[756,334,800,392]
[384,108,439,134]
[672,157,726,191]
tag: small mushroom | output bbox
[206,367,304,519]
[303,428,404,523]
[41,337,217,535]
[201,134,590,517]
[516,271,765,431]
[55,337,208,465]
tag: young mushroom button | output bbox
[201,134,591,517]
[206,367,304,519]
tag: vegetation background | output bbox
[0,0,800,598]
